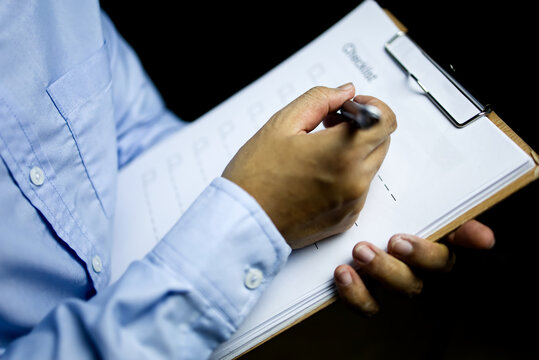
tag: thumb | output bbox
[277,83,355,134]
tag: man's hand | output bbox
[222,84,397,249]
[333,220,495,315]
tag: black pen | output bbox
[340,100,380,129]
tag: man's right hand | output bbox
[222,84,397,249]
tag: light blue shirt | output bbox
[0,1,291,358]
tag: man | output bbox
[0,1,493,358]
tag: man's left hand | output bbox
[333,220,495,314]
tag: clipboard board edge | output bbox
[488,111,539,166]
[383,8,408,33]
[232,296,339,359]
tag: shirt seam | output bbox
[0,98,104,285]
[46,79,113,217]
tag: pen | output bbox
[340,100,381,129]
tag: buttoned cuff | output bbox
[148,177,291,329]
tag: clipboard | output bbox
[381,9,538,242]
[237,7,539,359]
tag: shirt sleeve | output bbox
[100,11,187,168]
[2,177,291,359]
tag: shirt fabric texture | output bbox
[0,1,291,358]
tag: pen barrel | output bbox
[341,100,379,129]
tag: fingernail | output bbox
[337,82,354,91]
[353,244,375,265]
[335,267,353,286]
[390,236,413,256]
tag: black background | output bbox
[100,1,537,358]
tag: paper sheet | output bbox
[110,1,534,358]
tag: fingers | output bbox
[335,220,495,315]
[276,85,397,146]
[320,95,397,160]
[446,219,495,249]
[386,220,494,273]
[334,264,379,315]
[277,84,355,134]
[349,95,397,154]
[334,242,423,315]
[387,234,456,272]
[360,137,391,175]
[353,242,424,296]
[323,95,397,134]
[277,86,397,164]
[353,95,398,138]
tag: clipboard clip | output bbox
[385,31,491,128]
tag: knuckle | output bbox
[441,250,457,272]
[426,242,456,272]
[340,171,369,201]
[310,85,330,94]
[297,86,332,113]
[305,86,330,101]
[360,299,380,317]
[353,178,370,198]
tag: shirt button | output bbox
[29,166,45,186]
[92,255,103,273]
[244,268,264,290]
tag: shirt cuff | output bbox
[148,177,291,329]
